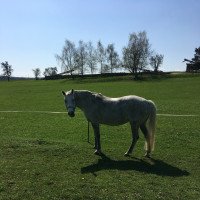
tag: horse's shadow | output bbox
[81,153,189,177]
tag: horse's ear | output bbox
[71,89,74,94]
[62,91,66,96]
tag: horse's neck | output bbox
[74,91,92,110]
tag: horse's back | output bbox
[121,96,153,121]
[94,95,153,125]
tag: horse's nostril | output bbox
[68,111,75,117]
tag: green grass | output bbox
[0,75,200,199]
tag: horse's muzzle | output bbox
[68,111,75,117]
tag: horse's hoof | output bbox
[144,153,151,158]
[94,150,102,156]
[124,152,130,157]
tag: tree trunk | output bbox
[134,67,138,80]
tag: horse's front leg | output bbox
[91,123,102,155]
[124,122,139,156]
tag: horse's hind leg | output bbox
[124,122,139,156]
[140,123,151,158]
[91,123,102,155]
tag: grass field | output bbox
[0,75,200,199]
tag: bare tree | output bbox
[86,41,97,74]
[1,61,13,81]
[32,68,41,80]
[122,31,151,79]
[106,43,120,73]
[96,40,106,74]
[150,54,164,72]
[56,39,77,76]
[43,67,58,77]
[101,64,110,73]
[75,40,88,76]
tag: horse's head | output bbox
[62,89,76,117]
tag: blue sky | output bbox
[0,0,200,77]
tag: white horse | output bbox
[62,89,156,157]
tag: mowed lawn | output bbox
[0,75,199,199]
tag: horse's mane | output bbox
[75,90,105,104]
[92,92,105,103]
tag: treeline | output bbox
[54,31,164,79]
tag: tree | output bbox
[86,41,97,74]
[43,67,58,77]
[101,64,110,73]
[96,40,106,74]
[32,68,41,80]
[183,46,200,64]
[106,43,120,73]
[75,40,88,76]
[1,61,13,81]
[184,46,200,72]
[150,54,164,72]
[55,39,77,76]
[192,47,200,63]
[122,31,151,79]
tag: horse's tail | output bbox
[145,100,157,152]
